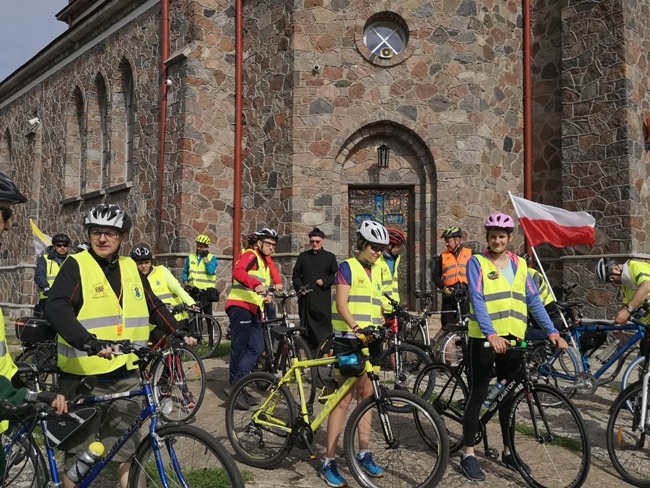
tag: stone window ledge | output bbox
[60,180,132,205]
[105,181,133,194]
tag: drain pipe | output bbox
[233,0,243,258]
[156,0,170,252]
[523,0,532,201]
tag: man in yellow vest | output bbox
[378,227,405,316]
[459,212,567,482]
[45,204,192,488]
[433,226,472,326]
[34,232,71,316]
[224,228,277,410]
[182,234,218,316]
[595,257,650,325]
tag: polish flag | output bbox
[510,194,595,248]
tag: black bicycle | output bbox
[176,288,223,359]
[14,316,58,391]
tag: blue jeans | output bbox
[227,306,265,385]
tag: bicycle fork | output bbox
[370,375,398,449]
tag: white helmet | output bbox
[357,220,389,245]
[83,204,132,232]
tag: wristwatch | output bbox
[626,305,635,314]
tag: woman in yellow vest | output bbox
[320,220,388,488]
[459,212,567,482]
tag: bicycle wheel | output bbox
[509,384,590,488]
[128,424,244,488]
[403,318,428,347]
[226,371,297,468]
[15,344,58,391]
[413,363,467,454]
[192,314,222,359]
[606,382,650,486]
[343,390,449,488]
[151,346,206,423]
[315,332,335,388]
[621,355,646,391]
[378,342,431,393]
[529,344,580,405]
[279,335,316,402]
[2,429,49,488]
[438,330,464,366]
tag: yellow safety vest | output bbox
[0,312,17,434]
[39,254,62,299]
[378,254,400,314]
[57,253,150,375]
[187,253,216,290]
[623,260,650,324]
[468,254,528,339]
[529,268,553,307]
[147,266,188,325]
[227,251,271,309]
[332,258,383,337]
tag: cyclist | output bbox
[433,226,472,327]
[44,204,193,488]
[224,228,278,410]
[291,227,338,351]
[34,232,71,316]
[519,253,564,340]
[182,234,218,316]
[595,257,650,324]
[378,227,405,317]
[320,220,388,487]
[460,212,567,482]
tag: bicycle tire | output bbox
[128,423,245,488]
[509,383,590,488]
[438,330,464,366]
[15,344,58,391]
[315,332,335,388]
[343,389,449,488]
[226,371,297,468]
[192,314,222,359]
[530,344,580,406]
[151,345,206,423]
[378,342,431,394]
[621,355,646,392]
[413,363,468,454]
[403,318,428,347]
[606,381,650,487]
[2,429,49,488]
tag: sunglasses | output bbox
[369,244,386,253]
[0,206,12,222]
[53,243,69,248]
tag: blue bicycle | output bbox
[2,342,244,488]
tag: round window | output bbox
[363,18,408,59]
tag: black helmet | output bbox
[76,242,89,252]
[441,226,462,239]
[130,246,153,261]
[0,172,27,204]
[518,252,533,265]
[83,204,132,233]
[51,233,71,245]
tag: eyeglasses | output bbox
[262,241,276,247]
[53,243,69,248]
[0,206,12,222]
[369,244,386,253]
[309,239,323,244]
[89,229,121,240]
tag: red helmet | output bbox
[386,228,406,245]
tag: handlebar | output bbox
[257,287,313,299]
[483,339,529,349]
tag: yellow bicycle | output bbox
[226,328,449,488]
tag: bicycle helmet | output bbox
[51,233,71,245]
[594,257,617,284]
[0,172,27,204]
[484,212,515,230]
[246,232,258,246]
[441,226,462,239]
[386,228,406,245]
[130,246,153,261]
[256,228,279,241]
[76,242,89,252]
[518,252,533,265]
[83,204,132,233]
[357,220,389,245]
[195,234,211,245]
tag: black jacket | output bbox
[34,246,68,292]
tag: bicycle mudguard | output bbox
[44,407,99,449]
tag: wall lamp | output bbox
[377,144,389,169]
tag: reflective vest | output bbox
[57,253,150,375]
[441,247,472,287]
[332,258,383,338]
[529,268,553,307]
[39,254,63,299]
[227,250,271,309]
[378,254,400,314]
[623,260,650,324]
[187,253,216,290]
[147,266,188,325]
[468,254,528,339]
[0,312,17,433]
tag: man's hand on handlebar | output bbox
[549,334,568,351]
[183,335,197,347]
[487,335,511,354]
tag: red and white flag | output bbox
[510,194,595,248]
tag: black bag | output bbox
[579,331,607,355]
[205,288,220,303]
[333,340,365,377]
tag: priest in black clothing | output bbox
[291,228,338,351]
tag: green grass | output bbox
[513,423,583,452]
[144,464,250,487]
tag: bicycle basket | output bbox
[15,316,57,343]
[580,331,607,355]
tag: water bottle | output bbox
[596,338,621,364]
[66,441,104,483]
[483,379,507,407]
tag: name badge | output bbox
[487,271,499,280]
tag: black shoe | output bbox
[223,387,232,398]
[502,451,531,475]
[243,390,260,406]
[460,455,486,482]
[233,392,250,411]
